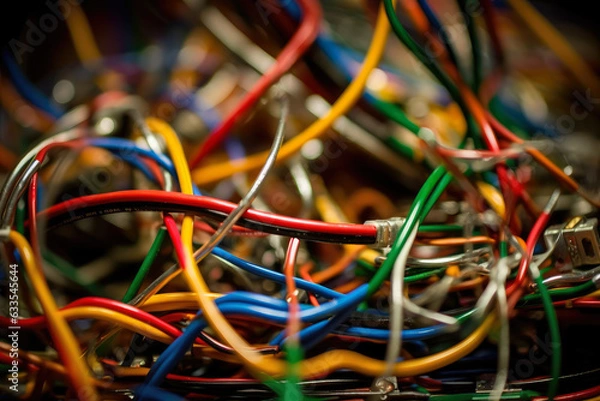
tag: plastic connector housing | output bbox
[544,217,600,271]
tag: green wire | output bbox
[518,280,597,306]
[371,97,421,135]
[499,240,508,259]
[420,172,454,221]
[531,275,561,400]
[386,136,416,160]
[383,0,478,139]
[372,97,419,161]
[405,267,446,283]
[121,228,167,303]
[283,343,304,401]
[457,0,482,91]
[42,251,104,296]
[367,166,447,296]
[419,224,464,233]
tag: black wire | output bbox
[38,201,377,244]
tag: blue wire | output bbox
[2,50,64,119]
[86,138,175,175]
[291,303,359,350]
[212,247,341,300]
[282,0,451,105]
[86,137,202,195]
[142,285,459,390]
[114,152,159,184]
[135,385,187,401]
[415,0,461,71]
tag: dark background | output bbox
[1,0,599,50]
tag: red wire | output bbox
[190,219,269,237]
[27,150,82,372]
[165,374,257,383]
[284,237,301,342]
[507,208,552,297]
[0,297,207,345]
[140,155,166,188]
[35,190,378,239]
[532,385,600,401]
[480,0,505,65]
[551,298,600,309]
[163,214,189,270]
[187,0,322,168]
[0,352,13,365]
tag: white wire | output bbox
[403,299,458,326]
[490,258,510,401]
[383,223,419,377]
[192,93,289,264]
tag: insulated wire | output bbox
[188,0,321,168]
[191,93,289,265]
[122,228,167,304]
[283,237,303,401]
[64,2,102,66]
[5,306,175,344]
[190,1,392,185]
[491,258,510,401]
[143,55,494,384]
[143,93,290,389]
[7,231,99,401]
[506,0,600,94]
[384,223,419,377]
[457,0,482,91]
[416,0,462,74]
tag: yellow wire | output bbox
[64,2,102,65]
[9,231,99,401]
[476,181,506,218]
[140,117,196,302]
[507,0,600,94]
[149,2,498,380]
[146,117,195,250]
[53,307,173,344]
[140,292,222,312]
[191,2,393,186]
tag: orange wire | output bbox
[334,278,367,294]
[0,344,114,390]
[402,0,430,33]
[403,0,587,210]
[283,238,302,356]
[343,188,398,222]
[449,275,487,292]
[311,246,366,284]
[479,71,582,195]
[0,76,55,133]
[298,262,320,307]
[418,236,496,246]
[400,0,461,81]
